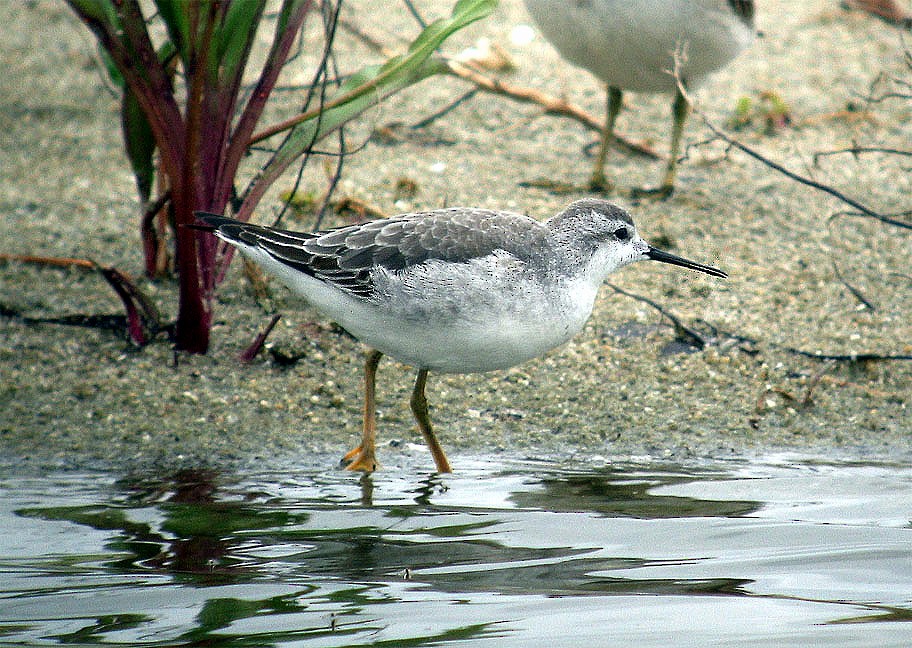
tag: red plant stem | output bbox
[239,314,282,363]
[140,190,171,277]
[99,267,148,345]
[109,0,185,183]
[1,253,160,346]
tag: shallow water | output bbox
[1,455,910,647]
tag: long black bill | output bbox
[646,246,728,278]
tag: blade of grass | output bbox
[121,87,155,205]
[154,0,191,60]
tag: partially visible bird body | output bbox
[196,199,727,473]
[201,205,626,373]
[232,232,598,374]
[524,0,756,193]
[526,0,754,92]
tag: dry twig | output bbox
[606,282,711,349]
[841,0,912,27]
[831,260,877,311]
[335,14,660,158]
[671,54,912,231]
[443,60,660,158]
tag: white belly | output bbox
[241,246,599,374]
[349,259,599,373]
[346,301,590,373]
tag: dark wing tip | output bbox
[728,0,754,25]
[191,212,240,231]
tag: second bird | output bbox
[524,0,756,195]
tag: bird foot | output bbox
[630,183,675,201]
[587,173,615,194]
[340,445,378,473]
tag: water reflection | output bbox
[18,468,299,583]
[508,466,761,518]
[1,458,911,647]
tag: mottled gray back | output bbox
[203,209,552,299]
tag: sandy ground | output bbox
[1,0,910,474]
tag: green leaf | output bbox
[97,45,124,88]
[66,0,118,25]
[121,88,157,203]
[215,1,266,81]
[154,0,191,62]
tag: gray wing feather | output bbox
[197,209,548,300]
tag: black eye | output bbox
[613,227,631,241]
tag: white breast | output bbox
[230,243,600,373]
[360,253,600,373]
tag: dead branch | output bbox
[831,260,877,311]
[781,347,912,362]
[596,276,912,365]
[606,282,711,349]
[841,0,912,27]
[813,145,912,165]
[799,360,836,409]
[443,60,660,159]
[671,56,912,231]
[0,253,97,270]
[335,14,660,158]
[411,88,481,129]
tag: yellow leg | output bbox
[632,87,689,200]
[589,86,623,192]
[659,86,691,195]
[341,349,383,472]
[410,369,452,473]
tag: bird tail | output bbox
[186,212,241,232]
